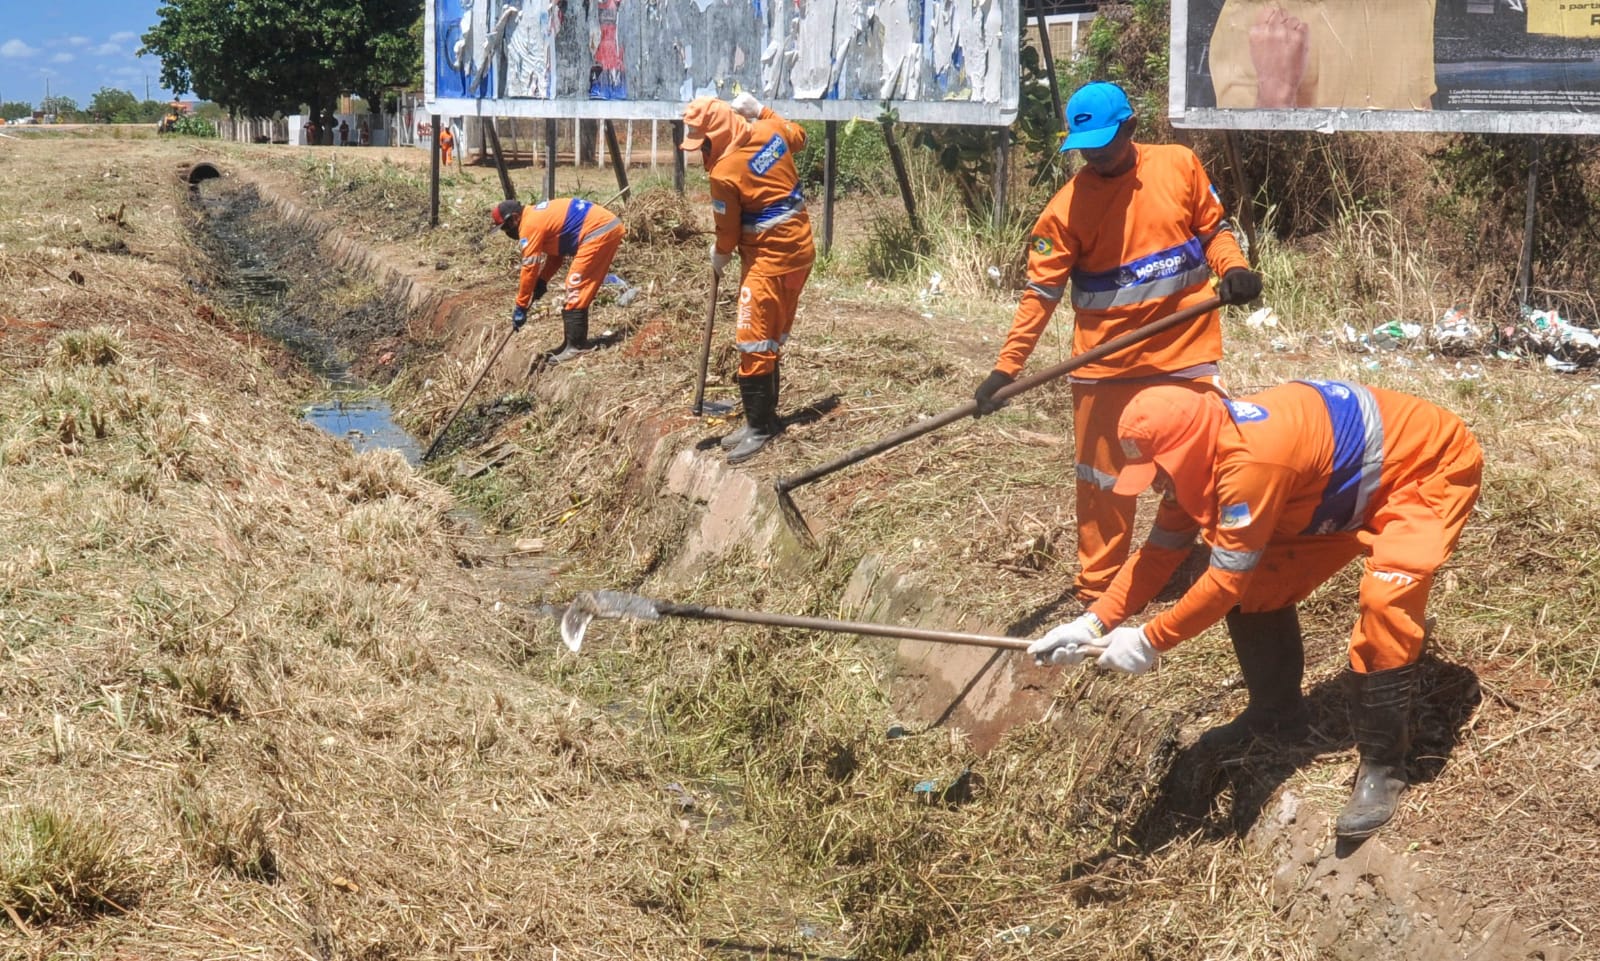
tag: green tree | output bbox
[40,96,81,121]
[0,100,31,121]
[139,0,418,118]
[89,87,140,122]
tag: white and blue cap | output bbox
[1060,82,1134,152]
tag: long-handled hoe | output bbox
[422,305,549,462]
[771,296,1225,543]
[691,272,736,417]
[559,588,1106,657]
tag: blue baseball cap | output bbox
[1061,82,1134,152]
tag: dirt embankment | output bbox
[2,135,1597,960]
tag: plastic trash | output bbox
[1431,306,1483,356]
[1245,306,1280,329]
[1368,320,1423,350]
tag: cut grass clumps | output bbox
[165,771,279,883]
[0,805,141,926]
[48,326,124,369]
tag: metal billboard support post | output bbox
[1520,136,1541,309]
[1222,130,1259,265]
[1033,0,1062,129]
[992,126,1009,231]
[881,118,920,234]
[485,118,516,201]
[543,118,558,202]
[823,120,838,256]
[672,120,686,195]
[603,119,630,201]
[429,113,441,228]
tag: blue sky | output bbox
[1,0,176,109]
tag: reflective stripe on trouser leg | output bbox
[561,227,624,310]
[736,267,809,378]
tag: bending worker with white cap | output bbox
[1028,380,1482,839]
[974,80,1261,606]
[680,91,814,464]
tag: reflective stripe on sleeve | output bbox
[1210,545,1261,572]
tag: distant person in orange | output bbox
[304,119,318,146]
[440,123,456,164]
[1028,381,1482,839]
[358,118,371,146]
[339,120,350,145]
[974,81,1259,605]
[680,91,814,464]
[490,197,625,363]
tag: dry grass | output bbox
[2,131,1598,961]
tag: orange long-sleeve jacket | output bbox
[709,107,814,276]
[514,198,622,309]
[995,143,1249,381]
[1088,381,1480,648]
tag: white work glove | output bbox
[730,91,763,120]
[1026,613,1105,667]
[1097,625,1160,675]
[709,243,732,280]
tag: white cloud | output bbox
[2,38,39,58]
[67,36,90,47]
[50,52,74,64]
[90,42,124,56]
[108,31,138,44]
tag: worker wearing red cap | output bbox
[680,92,814,464]
[491,197,625,362]
[974,81,1260,606]
[1027,380,1482,839]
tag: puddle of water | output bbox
[304,395,422,465]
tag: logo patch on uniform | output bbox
[1209,184,1221,205]
[748,135,787,176]
[1225,400,1269,422]
[535,200,550,210]
[518,237,530,249]
[1032,236,1054,256]
[1219,502,1253,529]
[711,199,727,215]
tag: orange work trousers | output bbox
[735,266,810,377]
[560,220,625,310]
[1232,425,1482,673]
[1071,375,1222,602]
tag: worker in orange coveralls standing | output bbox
[680,91,814,465]
[973,81,1261,606]
[491,197,625,363]
[439,123,456,166]
[1027,380,1483,839]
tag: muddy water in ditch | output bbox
[191,178,557,606]
[194,181,420,461]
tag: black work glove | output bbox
[532,278,549,302]
[1217,267,1263,306]
[973,370,1014,417]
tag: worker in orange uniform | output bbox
[680,91,814,464]
[440,123,456,166]
[1028,381,1482,839]
[491,197,625,363]
[974,81,1260,606]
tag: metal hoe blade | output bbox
[558,590,662,652]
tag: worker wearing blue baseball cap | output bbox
[976,79,1264,621]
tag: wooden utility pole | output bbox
[429,113,441,227]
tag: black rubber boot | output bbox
[548,307,594,363]
[721,361,781,451]
[1336,663,1417,838]
[726,370,782,465]
[1197,606,1310,751]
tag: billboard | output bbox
[1173,1,1600,133]
[426,0,1020,125]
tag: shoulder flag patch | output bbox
[711,199,727,215]
[1225,400,1269,423]
[1219,502,1254,530]
[1032,236,1054,256]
